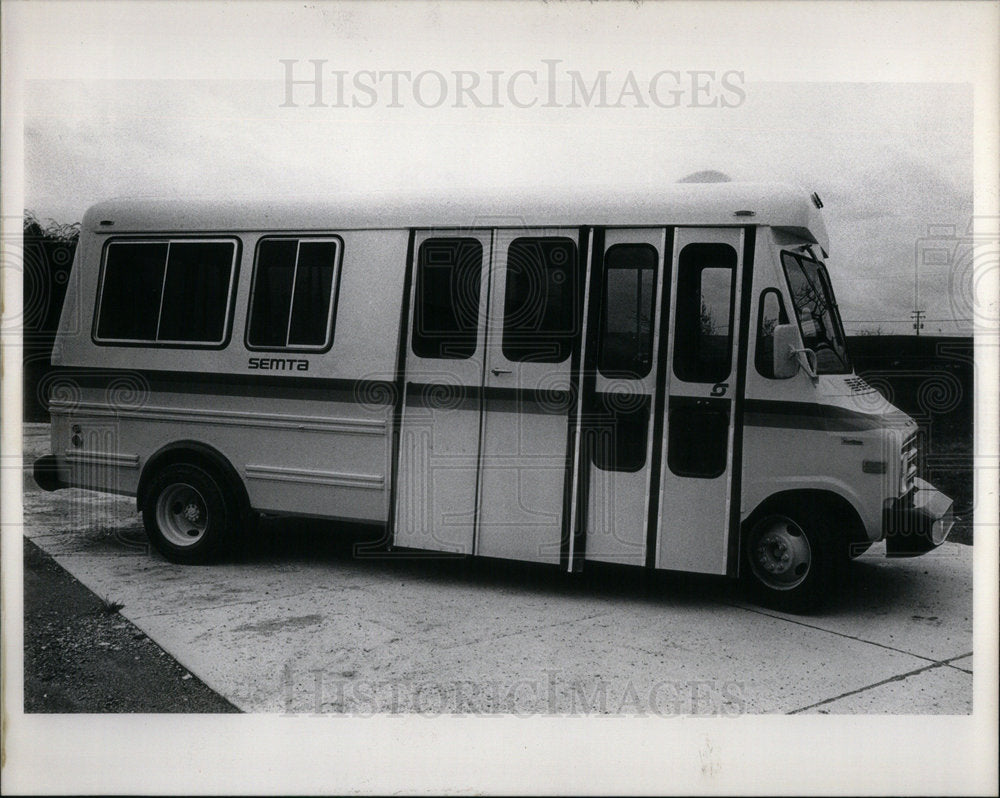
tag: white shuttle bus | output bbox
[33,183,954,611]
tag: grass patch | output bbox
[99,597,124,615]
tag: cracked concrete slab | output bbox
[948,654,973,673]
[731,543,973,662]
[797,662,973,714]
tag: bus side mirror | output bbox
[773,323,808,379]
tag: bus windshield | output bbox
[781,250,851,374]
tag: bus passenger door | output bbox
[475,229,584,564]
[656,228,745,574]
[394,231,491,554]
[582,229,668,566]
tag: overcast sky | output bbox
[13,1,987,335]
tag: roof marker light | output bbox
[733,210,755,217]
[99,220,114,226]
[811,192,824,209]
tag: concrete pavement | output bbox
[21,424,972,715]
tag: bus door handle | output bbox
[491,368,512,376]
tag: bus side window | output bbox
[247,237,341,351]
[95,242,168,341]
[754,288,789,378]
[589,397,651,473]
[597,244,657,379]
[96,239,238,346]
[411,238,483,360]
[672,243,737,383]
[502,237,579,364]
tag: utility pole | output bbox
[911,309,925,336]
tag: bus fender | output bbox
[137,440,250,518]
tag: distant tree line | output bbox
[23,211,79,421]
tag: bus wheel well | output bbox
[137,441,250,519]
[742,490,868,556]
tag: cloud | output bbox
[678,171,732,183]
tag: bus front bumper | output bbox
[883,477,954,557]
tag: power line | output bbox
[843,318,967,323]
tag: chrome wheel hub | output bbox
[156,483,209,547]
[749,516,812,590]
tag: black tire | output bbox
[142,463,238,564]
[742,509,840,613]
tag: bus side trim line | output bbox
[49,401,386,435]
[245,464,384,489]
[63,450,140,468]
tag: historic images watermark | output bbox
[279,59,746,109]
[281,660,748,716]
[915,218,1000,335]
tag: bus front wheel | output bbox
[142,463,236,564]
[743,510,838,613]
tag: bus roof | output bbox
[82,182,829,251]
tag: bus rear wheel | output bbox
[142,463,236,564]
[743,510,837,613]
